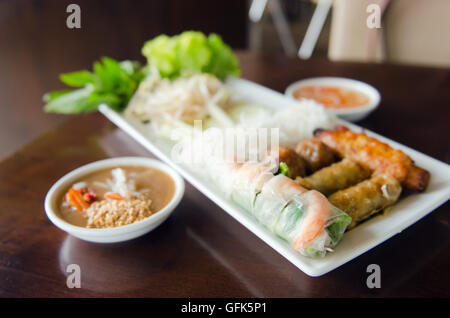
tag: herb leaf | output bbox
[60,71,97,87]
[44,57,143,114]
[44,86,94,114]
[279,162,290,177]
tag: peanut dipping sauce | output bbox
[58,166,175,227]
[293,85,371,109]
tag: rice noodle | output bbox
[257,101,336,148]
[124,73,234,134]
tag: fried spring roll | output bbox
[267,146,307,179]
[295,137,337,173]
[404,165,430,192]
[328,173,402,230]
[315,126,430,191]
[296,158,371,196]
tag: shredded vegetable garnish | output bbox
[66,187,93,212]
[125,72,235,138]
[104,192,126,201]
[103,168,148,198]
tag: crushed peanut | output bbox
[86,195,153,228]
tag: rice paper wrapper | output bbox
[253,174,306,230]
[274,191,351,258]
[231,165,274,212]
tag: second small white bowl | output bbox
[44,157,185,243]
[285,77,381,122]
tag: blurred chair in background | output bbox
[329,0,450,68]
[249,0,450,68]
[249,0,297,56]
[298,0,332,59]
[248,0,329,56]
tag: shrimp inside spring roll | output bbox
[254,174,307,229]
[230,162,276,212]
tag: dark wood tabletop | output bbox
[0,52,449,297]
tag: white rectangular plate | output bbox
[99,78,450,277]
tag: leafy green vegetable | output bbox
[142,31,240,80]
[44,57,144,113]
[205,33,240,80]
[44,31,241,114]
[326,214,352,247]
[43,89,73,103]
[44,86,94,114]
[303,247,326,258]
[59,70,96,87]
[279,162,290,177]
[276,203,304,235]
[301,214,351,258]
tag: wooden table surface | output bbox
[0,52,449,297]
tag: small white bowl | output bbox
[285,77,381,122]
[44,157,185,243]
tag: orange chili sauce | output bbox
[293,85,370,109]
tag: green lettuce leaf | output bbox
[326,214,352,247]
[141,31,240,80]
[204,33,240,79]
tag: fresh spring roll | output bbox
[253,174,307,229]
[230,162,276,212]
[274,190,351,258]
[251,173,351,258]
[230,163,352,258]
[206,160,241,197]
[296,158,370,196]
[328,172,402,230]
